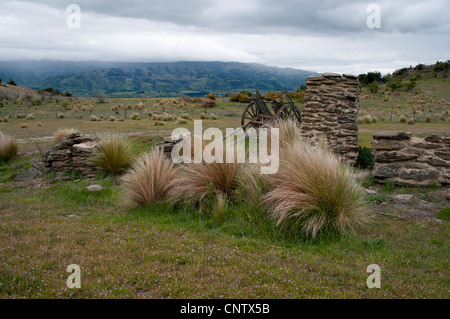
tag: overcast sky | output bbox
[0,0,449,74]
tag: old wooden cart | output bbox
[240,89,302,131]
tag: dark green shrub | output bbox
[368,81,380,94]
[356,146,374,169]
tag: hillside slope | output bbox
[0,61,318,97]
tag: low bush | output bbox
[356,146,374,169]
[202,99,216,108]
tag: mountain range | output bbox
[0,60,318,97]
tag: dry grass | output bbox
[52,128,79,144]
[0,131,18,162]
[169,144,244,205]
[265,138,370,238]
[121,147,178,206]
[270,118,302,149]
[92,134,134,175]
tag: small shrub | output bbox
[21,123,27,128]
[407,119,415,125]
[53,128,79,144]
[92,134,134,175]
[399,116,406,123]
[230,93,250,103]
[202,99,216,108]
[0,132,18,162]
[206,93,216,100]
[181,113,190,119]
[26,113,35,120]
[109,115,116,121]
[121,148,178,206]
[356,146,374,169]
[90,115,99,121]
[200,113,206,119]
[37,122,43,127]
[425,116,431,123]
[210,113,218,120]
[154,121,165,126]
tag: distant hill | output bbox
[0,61,318,97]
[0,82,41,100]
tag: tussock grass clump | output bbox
[169,146,244,205]
[92,134,134,175]
[90,115,99,121]
[265,139,370,238]
[52,128,79,144]
[121,148,178,206]
[21,123,27,128]
[0,131,18,162]
[361,115,376,124]
[175,118,187,125]
[270,118,302,149]
[130,112,141,120]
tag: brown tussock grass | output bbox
[0,131,18,162]
[121,147,178,206]
[265,138,370,238]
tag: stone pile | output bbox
[301,73,360,165]
[155,134,189,158]
[372,132,449,186]
[43,133,98,178]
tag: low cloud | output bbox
[0,0,449,74]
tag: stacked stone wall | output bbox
[301,73,360,164]
[372,132,449,186]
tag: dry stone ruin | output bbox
[301,73,360,165]
[43,133,97,178]
[372,132,449,186]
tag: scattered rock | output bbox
[364,188,377,195]
[390,194,415,203]
[86,184,103,192]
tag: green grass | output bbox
[0,178,448,299]
[437,208,450,220]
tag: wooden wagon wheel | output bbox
[241,102,263,131]
[276,103,302,124]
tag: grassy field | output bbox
[0,78,449,299]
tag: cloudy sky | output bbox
[0,0,449,74]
